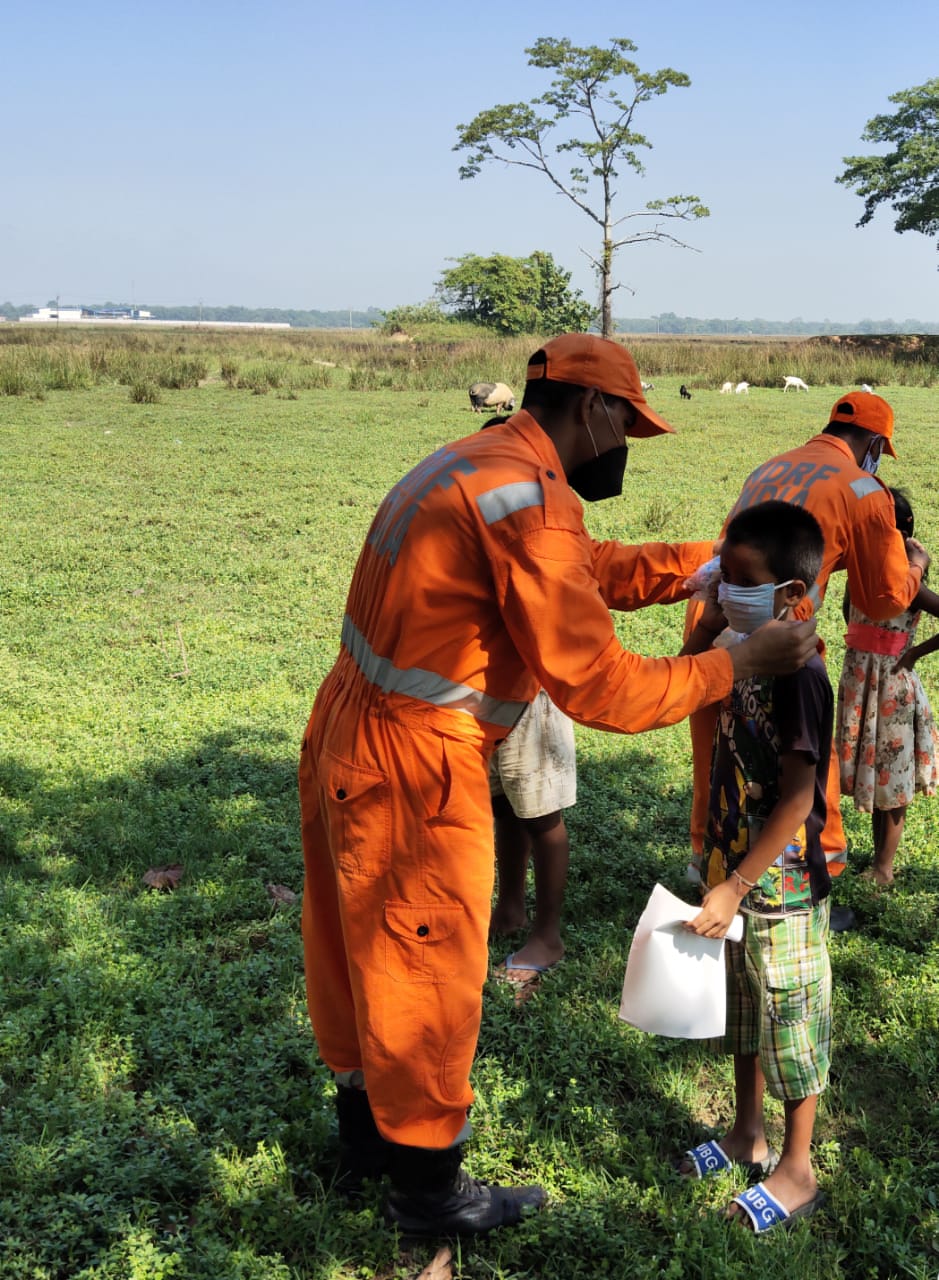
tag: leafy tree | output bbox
[529,250,596,334]
[436,250,594,335]
[454,36,709,338]
[836,78,939,263]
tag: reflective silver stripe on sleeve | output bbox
[476,480,544,526]
[341,616,527,729]
[850,476,882,500]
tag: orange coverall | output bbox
[301,411,734,1148]
[686,432,923,866]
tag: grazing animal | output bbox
[783,375,810,392]
[860,383,873,393]
[735,381,749,395]
[679,384,692,400]
[468,381,515,413]
[641,380,655,391]
[720,381,734,394]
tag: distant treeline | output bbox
[615,313,939,336]
[2,301,937,335]
[0,302,385,329]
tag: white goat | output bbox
[783,376,810,392]
[735,381,749,395]
[860,383,873,393]
[641,381,655,391]
[720,381,734,394]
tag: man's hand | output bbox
[684,880,741,939]
[729,617,818,680]
[906,537,930,574]
[699,575,726,635]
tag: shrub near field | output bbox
[1,338,938,1279]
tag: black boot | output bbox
[384,1142,546,1236]
[335,1084,393,1195]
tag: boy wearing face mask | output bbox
[680,501,832,1233]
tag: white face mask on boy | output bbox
[717,579,793,636]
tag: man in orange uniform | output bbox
[686,392,929,930]
[300,334,819,1237]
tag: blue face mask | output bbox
[717,579,793,636]
[860,445,881,475]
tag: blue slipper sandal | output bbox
[678,1138,779,1182]
[729,1182,826,1233]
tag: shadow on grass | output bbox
[1,735,936,1276]
[0,730,355,1277]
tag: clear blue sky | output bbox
[4,0,937,321]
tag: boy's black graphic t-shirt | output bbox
[704,654,833,915]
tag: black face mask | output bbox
[568,443,628,502]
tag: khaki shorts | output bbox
[489,690,577,819]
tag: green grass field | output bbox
[1,337,938,1279]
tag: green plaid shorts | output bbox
[719,901,831,1101]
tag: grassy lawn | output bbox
[1,355,937,1278]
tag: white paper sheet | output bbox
[618,882,744,1039]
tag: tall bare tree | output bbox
[455,37,709,339]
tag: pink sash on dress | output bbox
[845,621,907,657]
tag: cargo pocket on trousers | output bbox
[320,748,391,878]
[766,978,809,1026]
[384,900,465,984]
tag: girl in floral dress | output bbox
[836,489,939,885]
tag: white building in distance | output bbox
[19,305,289,329]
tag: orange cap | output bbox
[526,333,675,438]
[828,391,896,457]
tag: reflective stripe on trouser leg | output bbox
[301,675,494,1148]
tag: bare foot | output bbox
[502,937,564,973]
[860,867,895,888]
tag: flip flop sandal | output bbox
[677,1138,779,1182]
[495,953,562,985]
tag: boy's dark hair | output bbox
[888,486,914,538]
[725,500,824,587]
